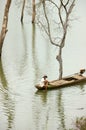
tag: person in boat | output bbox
[79,69,85,75]
[40,75,49,90]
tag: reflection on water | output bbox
[2,91,15,130]
[0,21,86,130]
[57,90,65,130]
[33,83,86,130]
[34,89,66,130]
[0,1,86,130]
[0,60,15,130]
[0,60,7,89]
[79,82,86,93]
[32,24,39,82]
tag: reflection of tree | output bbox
[57,90,66,130]
[31,23,51,84]
[31,24,40,83]
[0,59,7,89]
[0,60,15,130]
[33,89,67,130]
[17,23,28,76]
[33,91,48,130]
[2,92,15,130]
[33,90,66,130]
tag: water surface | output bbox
[0,0,86,130]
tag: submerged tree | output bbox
[17,0,36,23]
[21,0,26,22]
[32,0,36,23]
[36,0,76,79]
[0,0,11,56]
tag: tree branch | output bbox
[42,0,60,47]
[0,0,11,56]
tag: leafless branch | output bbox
[42,0,60,47]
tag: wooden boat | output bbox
[35,73,86,90]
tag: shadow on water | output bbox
[0,59,15,130]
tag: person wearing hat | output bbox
[40,75,48,90]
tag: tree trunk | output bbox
[56,47,63,79]
[21,0,25,23]
[0,0,11,56]
[39,0,76,79]
[32,0,36,23]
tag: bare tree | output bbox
[21,0,26,23]
[32,0,36,23]
[0,0,11,56]
[17,0,36,23]
[37,0,75,79]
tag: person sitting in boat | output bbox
[40,75,49,90]
[79,69,85,76]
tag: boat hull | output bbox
[35,74,86,90]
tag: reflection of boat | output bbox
[35,73,86,90]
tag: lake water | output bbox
[0,0,86,130]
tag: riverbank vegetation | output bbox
[70,116,86,130]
